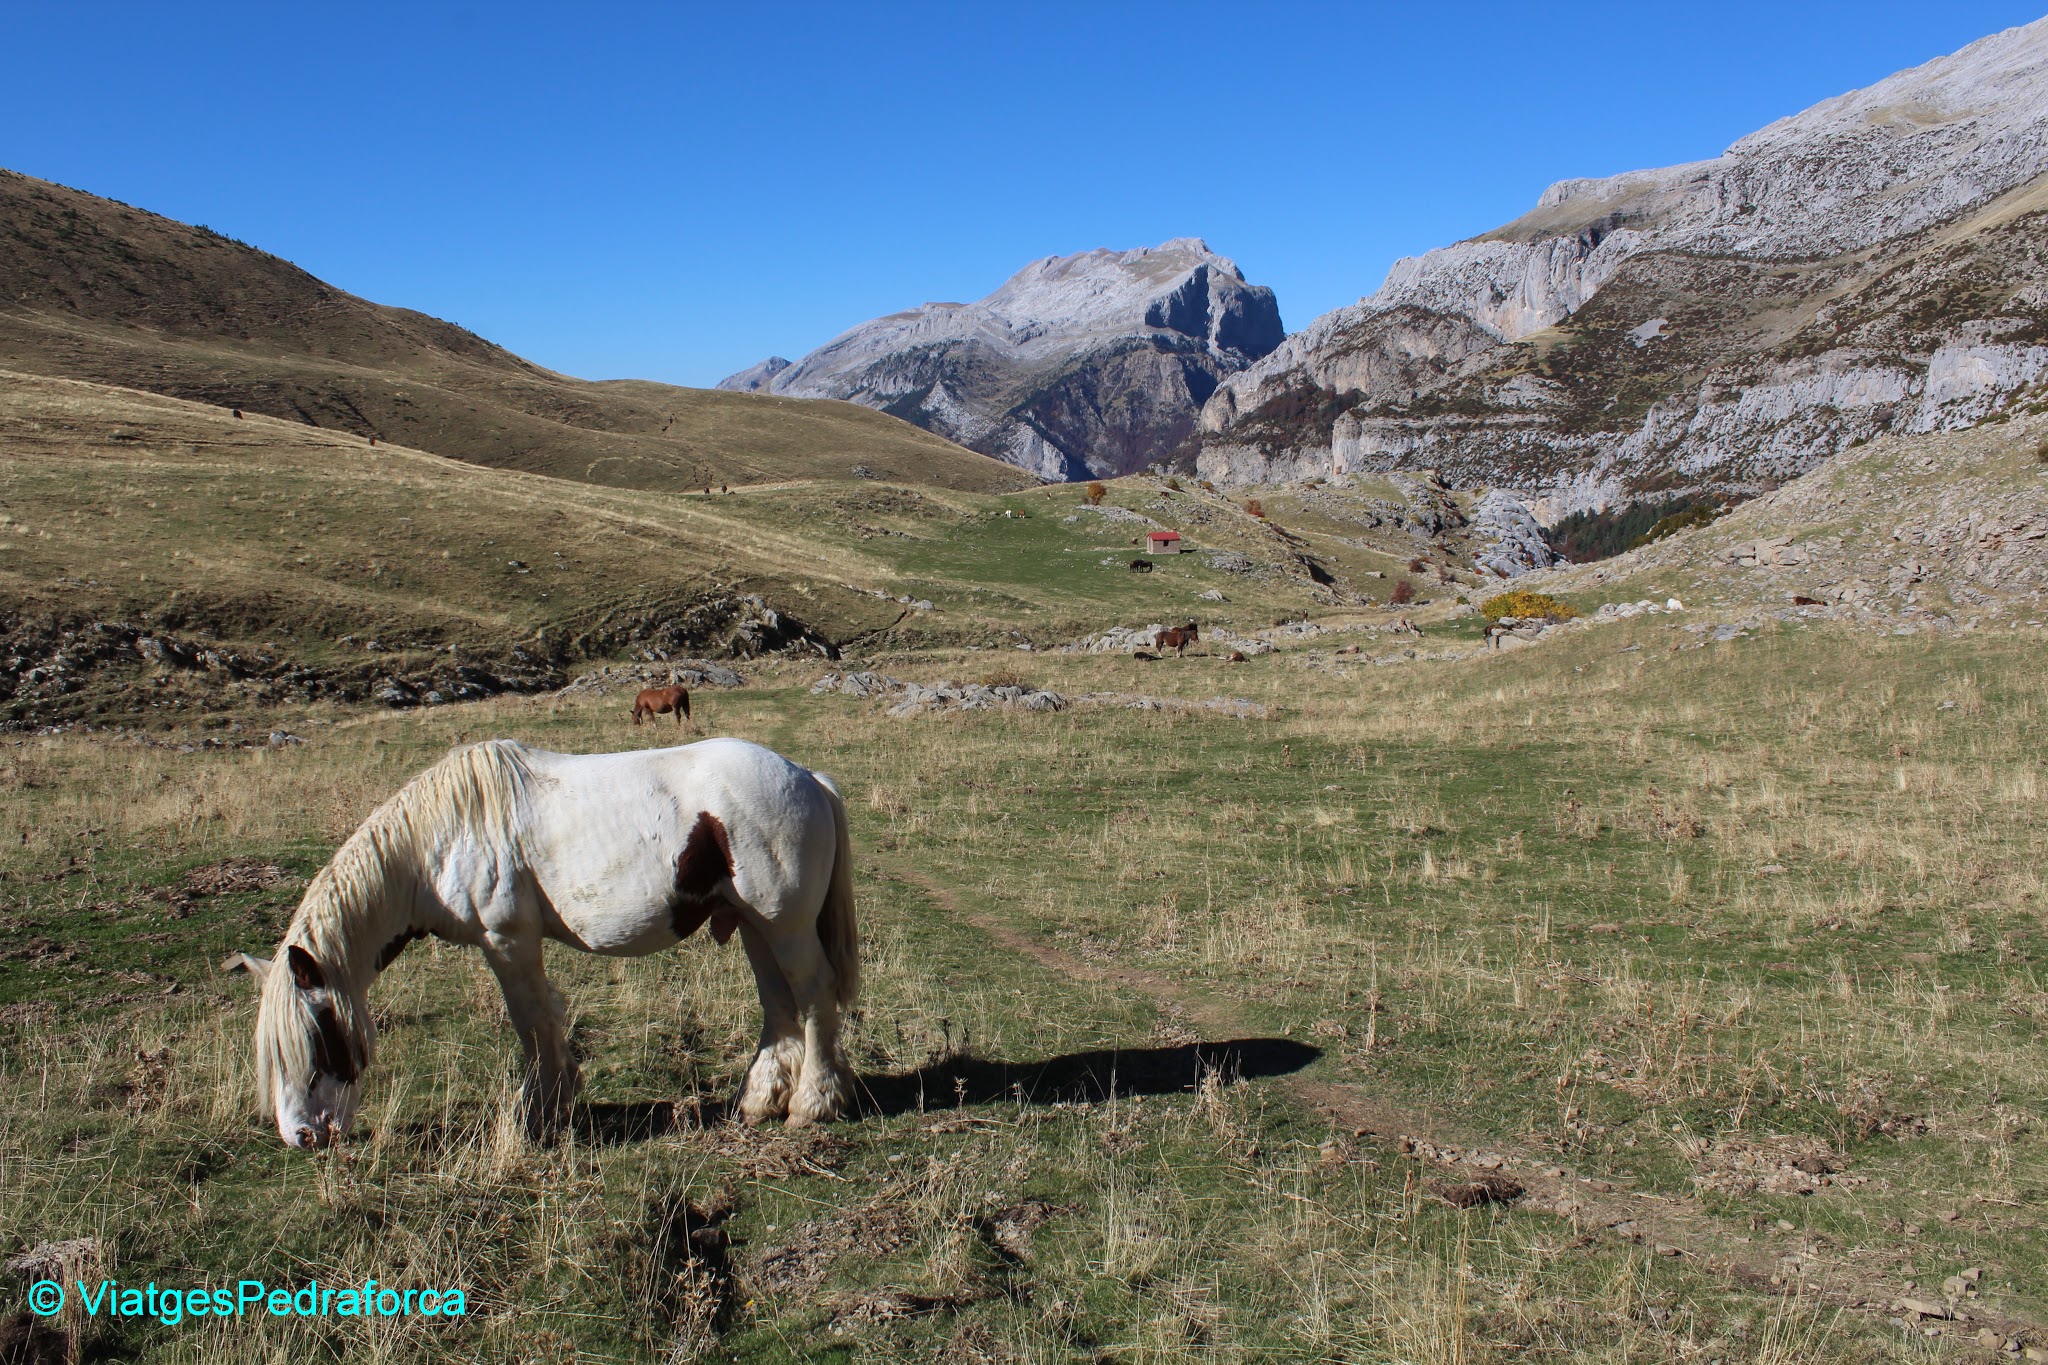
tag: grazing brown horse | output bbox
[1155,621,1200,657]
[630,685,691,727]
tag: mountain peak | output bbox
[725,240,1282,480]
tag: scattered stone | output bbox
[4,1237,102,1281]
[1723,535,1807,570]
[810,670,901,698]
[1593,598,1682,622]
[556,659,745,699]
[1691,1134,1857,1197]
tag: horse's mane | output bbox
[255,740,537,1100]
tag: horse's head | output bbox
[251,944,370,1149]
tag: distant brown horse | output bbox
[1155,621,1200,657]
[630,685,692,727]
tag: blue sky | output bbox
[5,2,2042,386]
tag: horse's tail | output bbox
[812,772,860,1010]
[680,688,691,721]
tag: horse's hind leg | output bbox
[762,922,852,1127]
[735,921,803,1124]
[482,930,580,1138]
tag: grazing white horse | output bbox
[240,737,859,1149]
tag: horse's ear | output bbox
[286,944,327,991]
[221,951,271,982]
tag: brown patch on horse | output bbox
[309,1004,361,1085]
[376,928,428,971]
[672,811,734,939]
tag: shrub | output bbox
[977,667,1026,689]
[1245,498,1264,518]
[1389,580,1417,606]
[1165,476,1182,491]
[1550,496,1719,563]
[1085,481,1106,506]
[1480,589,1576,622]
[1198,480,1216,493]
[1407,558,1425,574]
[2036,437,2048,465]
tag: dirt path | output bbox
[882,860,2042,1348]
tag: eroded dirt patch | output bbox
[1684,1133,1863,1197]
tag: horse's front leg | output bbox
[482,930,580,1138]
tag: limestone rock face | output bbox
[723,240,1283,481]
[1469,490,1560,578]
[715,356,791,393]
[1195,18,2048,519]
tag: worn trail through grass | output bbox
[881,855,2047,1345]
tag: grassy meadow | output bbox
[3,610,2044,1362]
[3,370,1488,730]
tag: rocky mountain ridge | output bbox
[721,239,1283,481]
[1192,18,2048,527]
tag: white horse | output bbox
[237,737,859,1149]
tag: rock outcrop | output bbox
[724,240,1283,481]
[1194,18,2048,524]
[715,356,791,393]
[1537,409,2048,630]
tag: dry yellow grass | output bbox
[2,619,2042,1360]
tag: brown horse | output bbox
[630,685,692,727]
[1155,621,1200,657]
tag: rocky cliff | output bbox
[1194,18,2048,533]
[720,239,1284,481]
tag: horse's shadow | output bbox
[573,1037,1320,1146]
